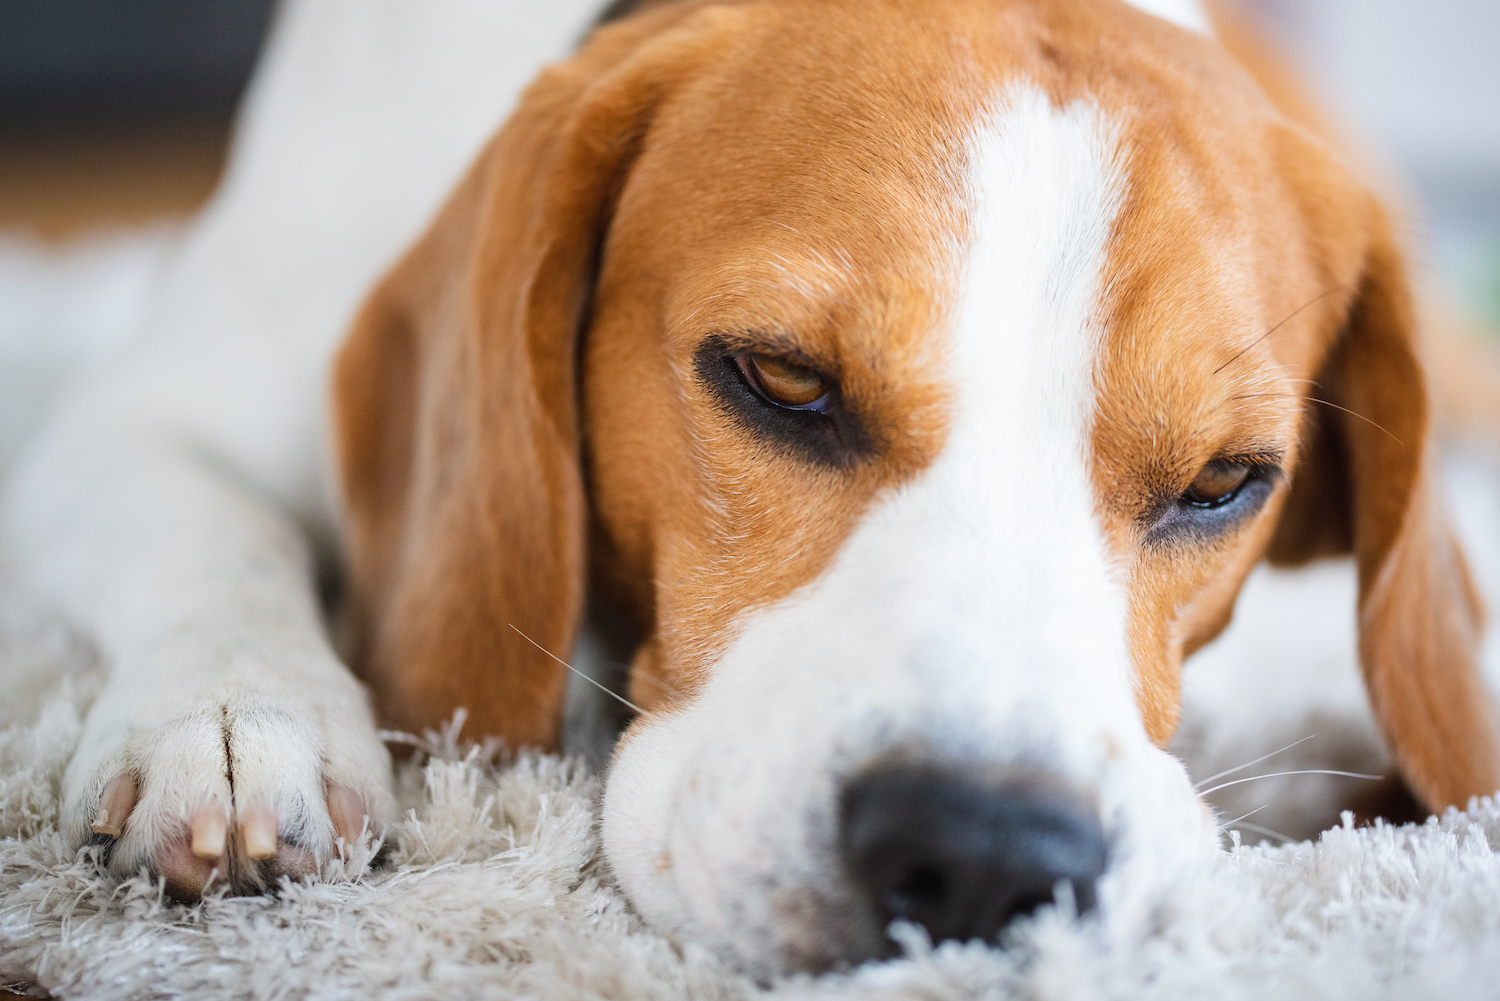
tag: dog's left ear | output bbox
[1268,192,1500,812]
[332,11,718,748]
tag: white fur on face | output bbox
[1121,0,1214,35]
[603,86,1215,978]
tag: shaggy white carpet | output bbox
[5,590,1500,1001]
[5,232,1500,999]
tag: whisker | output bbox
[588,655,686,701]
[1197,768,1383,798]
[1213,284,1353,375]
[508,624,645,715]
[1231,393,1403,446]
[1218,804,1269,829]
[1195,734,1319,789]
[1229,820,1295,845]
[626,668,683,700]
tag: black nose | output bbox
[838,765,1107,946]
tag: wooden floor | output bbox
[0,118,230,238]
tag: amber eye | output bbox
[1184,462,1251,507]
[738,353,831,409]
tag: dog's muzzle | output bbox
[838,765,1108,946]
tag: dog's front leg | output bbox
[3,403,394,897]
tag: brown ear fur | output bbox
[332,13,704,748]
[1268,206,1500,811]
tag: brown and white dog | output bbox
[4,0,1497,978]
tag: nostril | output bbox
[888,865,946,920]
[838,765,1106,947]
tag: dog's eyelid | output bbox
[1180,453,1284,506]
[736,352,835,411]
[1204,452,1286,481]
[1183,463,1250,507]
[1138,450,1287,545]
[712,332,836,376]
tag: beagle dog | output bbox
[4,0,1497,979]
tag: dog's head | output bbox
[333,0,1500,976]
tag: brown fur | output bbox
[334,0,1500,811]
[333,6,712,747]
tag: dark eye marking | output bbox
[1143,455,1283,546]
[694,336,871,468]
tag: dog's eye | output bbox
[1183,461,1250,508]
[737,353,831,411]
[697,337,870,468]
[1145,455,1281,546]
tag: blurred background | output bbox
[0,0,276,468]
[1251,0,1500,331]
[0,0,276,236]
[0,0,1494,255]
[0,0,1495,467]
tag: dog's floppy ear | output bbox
[332,16,703,748]
[1267,201,1500,812]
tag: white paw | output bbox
[63,660,395,898]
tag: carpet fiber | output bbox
[3,585,1500,999]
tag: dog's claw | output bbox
[190,805,229,859]
[91,773,138,838]
[240,806,279,859]
[327,784,368,845]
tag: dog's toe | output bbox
[157,832,223,899]
[327,783,369,845]
[238,804,279,860]
[90,773,138,838]
[189,803,229,859]
[67,690,393,900]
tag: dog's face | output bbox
[335,0,1500,979]
[584,1,1329,972]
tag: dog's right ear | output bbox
[332,9,721,749]
[1266,192,1500,813]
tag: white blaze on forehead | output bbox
[601,85,1204,976]
[1120,0,1214,35]
[954,86,1125,530]
[839,82,1136,738]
